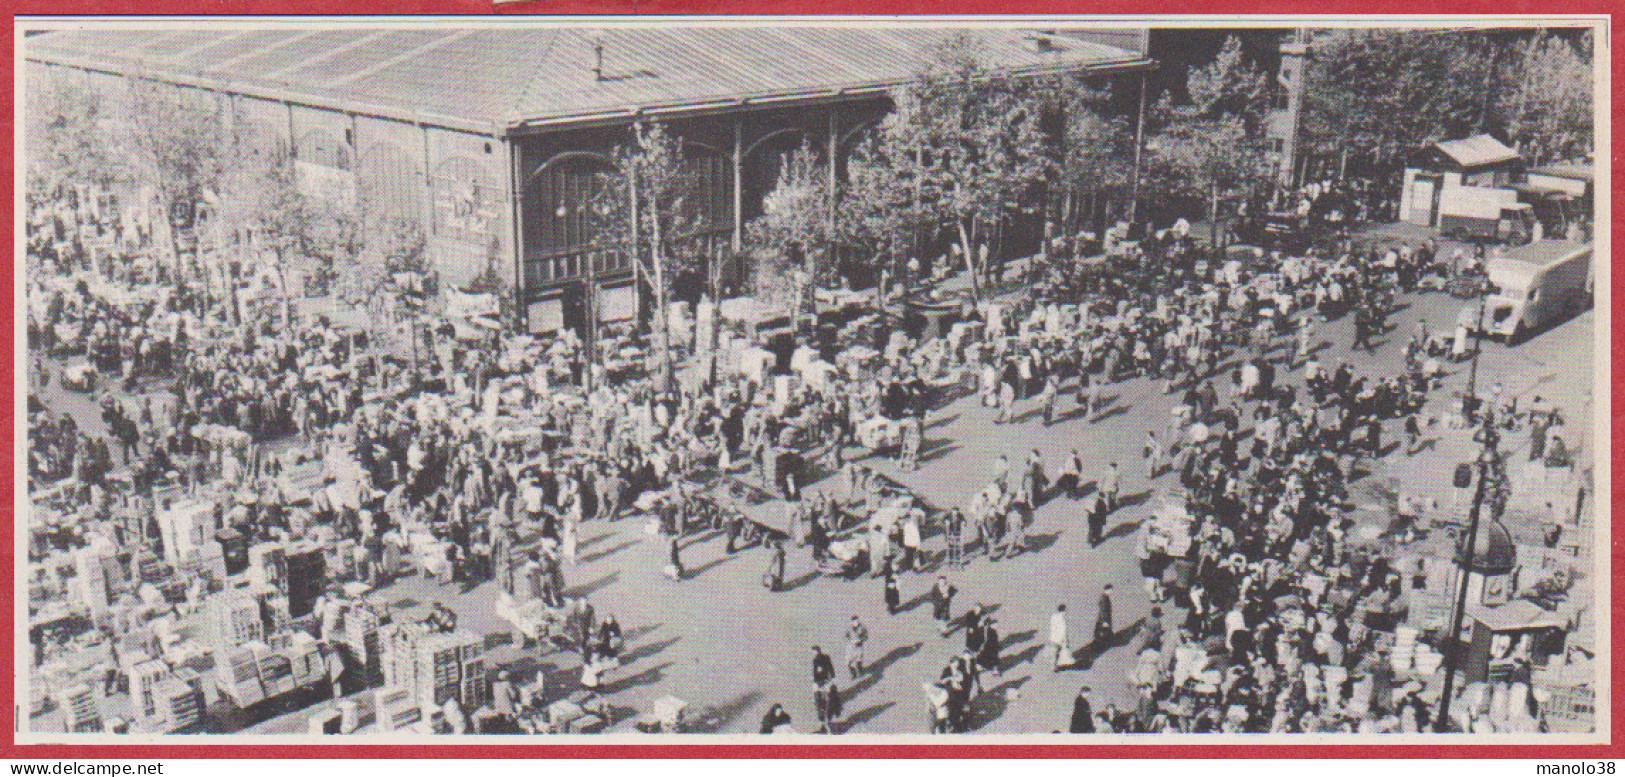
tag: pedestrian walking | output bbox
[976,616,1002,679]
[1040,374,1058,427]
[812,645,835,688]
[1086,492,1107,548]
[758,703,791,734]
[996,372,1016,425]
[1057,450,1082,500]
[664,534,685,581]
[1145,431,1166,480]
[844,615,869,678]
[1048,603,1072,671]
[1093,584,1115,649]
[764,538,785,591]
[943,508,966,571]
[930,576,958,636]
[814,681,843,734]
[1070,686,1095,733]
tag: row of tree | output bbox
[1301,27,1594,175]
[573,34,1273,388]
[26,71,429,323]
[26,27,1592,389]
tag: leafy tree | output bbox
[834,130,928,291]
[1147,35,1270,246]
[845,34,1051,302]
[126,80,238,266]
[588,121,704,392]
[1494,30,1593,165]
[1301,29,1495,176]
[746,140,835,327]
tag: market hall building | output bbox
[24,26,1155,333]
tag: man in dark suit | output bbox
[1070,686,1095,733]
[1093,584,1115,648]
[811,645,835,689]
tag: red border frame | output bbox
[1,2,1618,757]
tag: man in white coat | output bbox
[1049,603,1071,671]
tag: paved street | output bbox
[186,278,1594,735]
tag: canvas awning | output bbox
[1431,134,1521,169]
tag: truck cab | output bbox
[1441,201,1533,245]
[1474,243,1591,342]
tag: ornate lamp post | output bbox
[1433,447,1518,732]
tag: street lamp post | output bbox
[1432,457,1486,732]
[1463,288,1489,421]
[1432,447,1515,732]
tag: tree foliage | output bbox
[843,34,1051,301]
[126,80,238,244]
[744,140,835,319]
[1053,81,1134,201]
[1301,29,1495,172]
[1147,35,1271,238]
[587,121,708,390]
[1494,30,1593,165]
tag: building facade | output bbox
[26,25,1155,333]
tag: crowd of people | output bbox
[26,169,1588,735]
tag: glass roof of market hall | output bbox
[24,25,1153,135]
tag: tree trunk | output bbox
[955,219,980,304]
[1209,180,1222,250]
[704,254,722,386]
[650,218,672,395]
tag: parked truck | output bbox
[1473,241,1592,342]
[1438,185,1534,245]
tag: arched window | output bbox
[358,141,421,226]
[743,128,813,223]
[677,143,732,235]
[526,152,613,255]
[521,152,627,293]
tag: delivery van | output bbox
[1438,185,1534,245]
[1476,243,1592,343]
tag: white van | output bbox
[1476,242,1592,342]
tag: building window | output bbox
[359,141,422,227]
[1270,138,1285,153]
[528,156,612,257]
